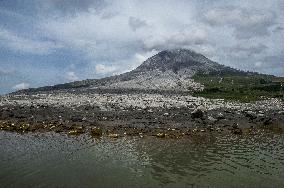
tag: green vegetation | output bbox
[193,73,284,102]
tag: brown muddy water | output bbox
[0,131,284,188]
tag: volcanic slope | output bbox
[20,49,248,94]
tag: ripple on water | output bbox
[0,131,284,188]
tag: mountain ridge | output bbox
[13,49,271,94]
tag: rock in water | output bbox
[91,127,103,137]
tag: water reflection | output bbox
[0,131,284,188]
[136,134,284,188]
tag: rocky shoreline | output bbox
[0,90,284,138]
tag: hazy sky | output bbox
[0,0,284,94]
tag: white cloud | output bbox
[128,16,147,31]
[95,64,117,74]
[134,50,158,65]
[143,27,208,50]
[41,0,198,71]
[12,82,30,90]
[38,0,284,77]
[117,50,159,73]
[0,28,62,55]
[228,43,268,57]
[1,0,283,87]
[65,71,79,81]
[254,61,263,68]
[204,7,276,39]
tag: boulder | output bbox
[208,116,217,122]
[244,111,257,120]
[278,111,284,115]
[231,123,242,135]
[156,132,166,138]
[191,109,204,119]
[232,128,243,135]
[108,133,119,138]
[216,113,225,120]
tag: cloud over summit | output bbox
[205,6,277,39]
[0,0,283,94]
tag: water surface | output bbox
[0,131,284,188]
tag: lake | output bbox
[0,131,284,188]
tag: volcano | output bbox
[20,49,249,93]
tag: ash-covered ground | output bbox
[1,89,283,138]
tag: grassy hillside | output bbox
[193,73,284,102]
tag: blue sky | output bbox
[0,0,284,94]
